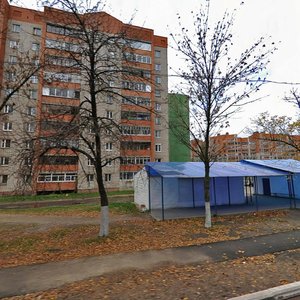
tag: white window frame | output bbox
[155,64,161,71]
[155,50,161,58]
[155,144,162,152]
[12,24,20,33]
[33,27,42,36]
[30,75,38,84]
[105,173,112,182]
[3,122,12,131]
[1,140,11,148]
[8,55,17,64]
[0,157,9,166]
[27,107,36,116]
[4,104,13,113]
[87,174,94,182]
[26,122,35,133]
[155,130,161,138]
[105,142,112,151]
[155,103,161,111]
[106,111,113,119]
[31,43,40,52]
[9,40,19,49]
[155,117,161,125]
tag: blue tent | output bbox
[242,159,300,199]
[138,161,291,220]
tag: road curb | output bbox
[229,281,300,300]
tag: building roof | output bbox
[146,161,288,178]
[242,159,300,174]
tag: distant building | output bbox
[191,132,300,162]
[168,93,190,162]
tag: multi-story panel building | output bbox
[0,0,168,195]
[191,132,300,162]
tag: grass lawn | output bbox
[0,190,133,203]
[0,208,299,269]
[0,202,139,216]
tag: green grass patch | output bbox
[0,202,138,215]
[0,190,133,203]
[0,236,42,253]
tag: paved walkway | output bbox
[0,230,299,298]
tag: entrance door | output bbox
[262,178,271,196]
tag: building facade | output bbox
[0,0,168,195]
[192,132,300,162]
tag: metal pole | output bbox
[148,172,151,212]
[227,177,231,206]
[192,178,195,208]
[213,177,217,215]
[161,177,165,221]
[254,177,258,212]
[291,174,296,208]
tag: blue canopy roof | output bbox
[146,162,288,178]
[242,159,300,174]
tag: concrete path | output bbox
[0,230,299,298]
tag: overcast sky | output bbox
[21,0,300,135]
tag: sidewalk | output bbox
[0,230,299,298]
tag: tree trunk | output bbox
[99,205,109,236]
[204,163,212,228]
[96,163,110,237]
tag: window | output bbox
[3,122,12,131]
[30,89,38,100]
[9,40,19,49]
[32,58,39,66]
[26,122,35,133]
[106,111,113,119]
[12,24,20,32]
[30,75,38,84]
[155,117,161,125]
[25,140,33,149]
[3,104,13,113]
[107,95,113,104]
[42,87,80,99]
[155,76,161,84]
[24,157,32,166]
[105,174,111,182]
[31,43,40,51]
[0,175,8,184]
[27,107,36,116]
[0,157,9,166]
[8,55,17,64]
[87,158,93,166]
[124,52,151,64]
[121,125,151,136]
[38,172,77,182]
[33,27,42,36]
[129,40,151,51]
[155,158,161,162]
[87,174,94,182]
[155,102,161,111]
[155,50,161,58]
[155,130,161,138]
[155,64,161,71]
[106,142,112,151]
[105,159,112,166]
[1,140,11,148]
[6,72,16,81]
[155,144,162,152]
[155,90,161,97]
[120,172,136,180]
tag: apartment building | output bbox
[191,132,300,162]
[0,0,168,195]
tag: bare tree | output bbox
[171,1,276,227]
[36,0,154,236]
[250,112,300,153]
